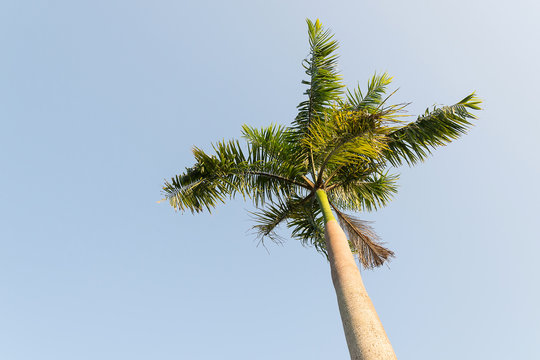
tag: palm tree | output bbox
[162,19,481,360]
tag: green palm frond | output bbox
[347,73,393,113]
[384,93,482,166]
[252,193,328,254]
[251,194,310,244]
[292,19,344,140]
[331,206,394,268]
[242,124,311,204]
[328,172,399,212]
[162,141,248,213]
[162,162,229,214]
[288,197,326,253]
[242,124,306,169]
[163,138,310,213]
[303,107,390,184]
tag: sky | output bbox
[1,0,539,359]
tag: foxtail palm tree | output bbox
[163,19,481,360]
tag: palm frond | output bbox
[163,139,310,212]
[328,171,399,212]
[292,19,344,140]
[347,73,393,113]
[243,126,311,205]
[331,206,394,268]
[251,194,310,244]
[252,194,328,254]
[303,107,390,183]
[162,141,248,213]
[384,93,482,166]
[242,124,306,167]
[162,163,228,213]
[288,197,327,253]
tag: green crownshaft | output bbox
[315,189,335,223]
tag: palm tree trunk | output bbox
[315,189,397,360]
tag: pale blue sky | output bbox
[1,1,539,359]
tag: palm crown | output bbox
[163,19,481,268]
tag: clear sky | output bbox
[1,1,539,359]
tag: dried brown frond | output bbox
[331,204,394,269]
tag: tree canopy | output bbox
[163,19,481,268]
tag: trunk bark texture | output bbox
[316,190,397,360]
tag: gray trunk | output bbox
[325,219,397,360]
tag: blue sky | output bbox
[1,1,539,359]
